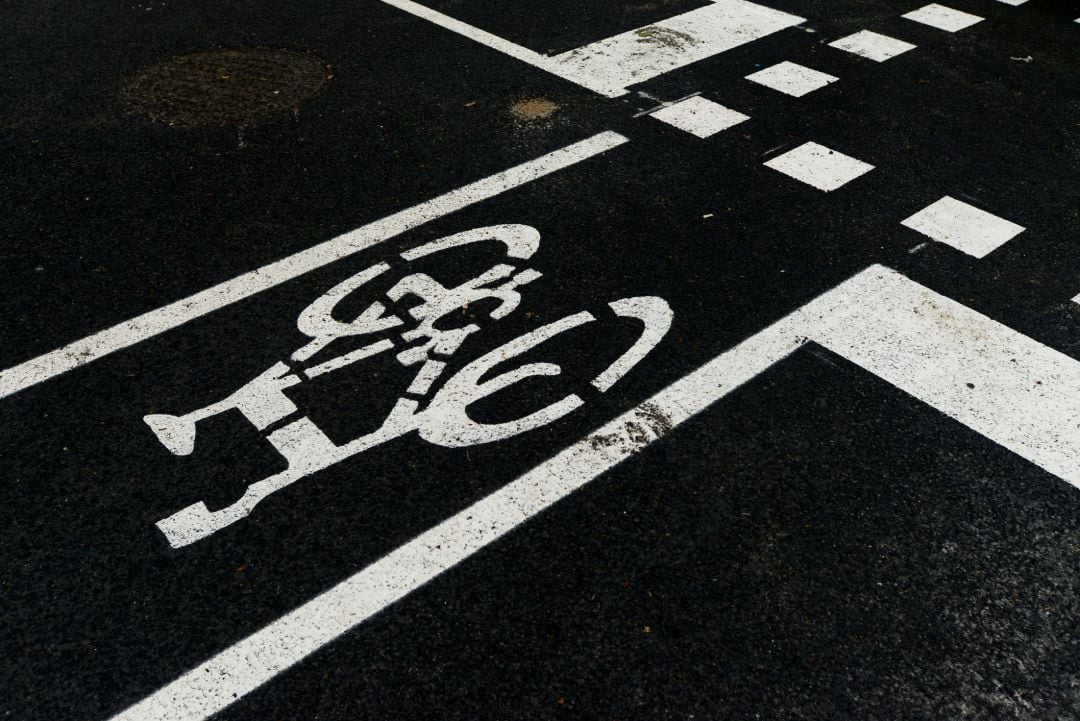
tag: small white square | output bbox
[763,142,874,192]
[649,96,749,138]
[828,30,917,62]
[902,4,984,32]
[745,61,839,97]
[901,196,1024,258]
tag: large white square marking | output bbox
[902,4,984,32]
[745,61,839,97]
[901,196,1024,258]
[828,30,916,62]
[650,96,749,138]
[763,142,874,191]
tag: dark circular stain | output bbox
[121,48,332,128]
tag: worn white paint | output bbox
[649,96,749,138]
[109,264,1080,721]
[763,142,874,192]
[745,61,838,97]
[902,4,983,32]
[901,196,1024,258]
[377,0,803,97]
[828,30,916,62]
[0,132,629,401]
[548,1,805,97]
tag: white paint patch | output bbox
[108,264,1080,721]
[995,0,1027,5]
[901,196,1024,258]
[549,0,805,97]
[649,96,749,138]
[377,0,803,97]
[763,141,874,192]
[828,30,916,62]
[902,4,984,32]
[0,132,629,401]
[745,60,839,97]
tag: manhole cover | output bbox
[121,48,332,128]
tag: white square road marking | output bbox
[828,30,917,62]
[650,96,749,138]
[745,61,839,97]
[901,196,1024,258]
[902,4,984,32]
[764,142,874,192]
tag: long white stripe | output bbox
[108,264,1080,720]
[0,132,628,401]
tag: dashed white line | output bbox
[0,132,630,401]
[902,4,984,33]
[107,264,1080,721]
[828,30,916,62]
[901,196,1024,258]
[649,96,749,137]
[745,60,839,97]
[763,141,874,191]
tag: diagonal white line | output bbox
[0,131,629,401]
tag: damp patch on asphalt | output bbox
[120,48,332,128]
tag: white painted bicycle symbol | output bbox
[145,225,672,547]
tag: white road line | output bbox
[377,0,803,97]
[902,4,984,33]
[763,141,874,191]
[0,132,629,401]
[108,264,1080,721]
[649,96,749,138]
[901,196,1024,258]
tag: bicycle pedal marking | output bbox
[148,224,673,548]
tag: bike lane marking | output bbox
[0,131,627,402]
[109,264,1080,721]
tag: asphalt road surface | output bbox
[4,1,1080,719]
